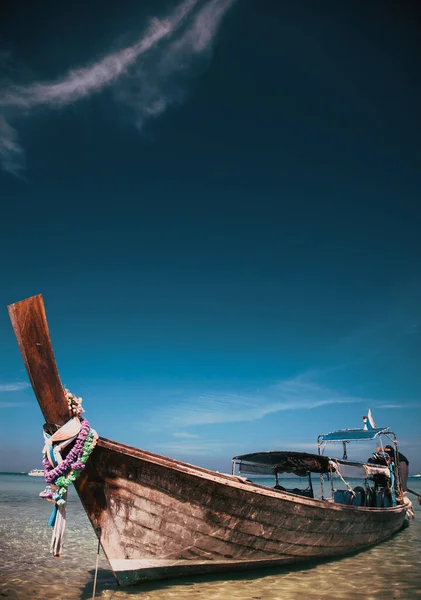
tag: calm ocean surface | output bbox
[0,473,420,600]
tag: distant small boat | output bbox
[27,469,44,477]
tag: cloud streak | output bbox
[374,402,421,410]
[143,374,371,430]
[0,0,235,174]
[154,439,237,457]
[0,382,30,392]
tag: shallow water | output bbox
[0,474,420,600]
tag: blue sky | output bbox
[1,0,420,473]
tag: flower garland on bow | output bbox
[66,389,84,417]
[39,389,98,555]
[42,418,97,502]
[42,390,98,500]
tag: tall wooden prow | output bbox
[8,294,71,427]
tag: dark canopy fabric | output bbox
[232,450,391,478]
[232,451,331,475]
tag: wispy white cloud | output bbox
[374,402,421,410]
[152,439,237,457]
[173,432,199,439]
[0,0,236,174]
[0,382,30,392]
[144,374,370,430]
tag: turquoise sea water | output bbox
[0,473,420,600]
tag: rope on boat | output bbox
[407,487,421,505]
[39,389,98,557]
[329,460,355,497]
[92,538,101,600]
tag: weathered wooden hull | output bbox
[8,295,410,586]
[76,437,409,585]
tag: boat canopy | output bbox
[318,427,390,442]
[232,451,330,476]
[232,450,390,479]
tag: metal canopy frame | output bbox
[317,428,398,460]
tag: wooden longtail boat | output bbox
[8,295,412,586]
